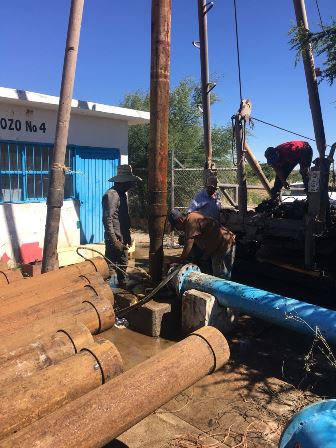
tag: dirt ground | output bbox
[102,232,336,448]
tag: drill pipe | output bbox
[176,265,336,344]
[0,326,230,448]
[0,339,123,439]
[148,0,171,282]
[0,281,113,335]
[0,272,105,316]
[0,257,109,298]
[0,269,23,286]
[0,322,93,385]
[0,294,115,353]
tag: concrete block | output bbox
[113,288,171,337]
[182,289,238,335]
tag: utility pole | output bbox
[148,0,171,282]
[293,0,327,268]
[42,0,84,272]
[197,0,214,171]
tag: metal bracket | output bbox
[207,82,216,94]
[204,2,214,14]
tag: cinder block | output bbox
[182,289,238,335]
[113,288,171,337]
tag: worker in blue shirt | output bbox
[188,174,221,221]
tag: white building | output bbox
[0,87,149,266]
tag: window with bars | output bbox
[0,142,75,203]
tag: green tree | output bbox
[290,21,336,85]
[119,78,232,168]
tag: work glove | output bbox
[112,240,128,253]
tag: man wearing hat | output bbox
[265,140,313,198]
[102,164,142,286]
[187,173,221,221]
[168,209,236,279]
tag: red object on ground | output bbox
[19,243,43,264]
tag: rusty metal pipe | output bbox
[1,327,229,448]
[4,258,109,297]
[0,322,93,385]
[0,339,123,439]
[235,115,247,217]
[244,142,272,197]
[1,294,115,353]
[42,0,85,272]
[0,269,23,286]
[0,271,106,314]
[0,280,113,331]
[198,0,213,168]
[148,0,171,282]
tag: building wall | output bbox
[0,101,129,265]
[0,200,80,267]
[0,102,129,163]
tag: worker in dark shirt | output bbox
[265,140,313,198]
[102,165,141,286]
[168,209,236,279]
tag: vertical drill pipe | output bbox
[1,326,230,448]
[0,272,106,315]
[293,0,328,226]
[198,0,212,168]
[0,322,93,385]
[0,340,123,439]
[148,0,171,282]
[42,0,85,272]
[244,142,272,197]
[178,268,336,344]
[0,281,113,335]
[235,115,247,216]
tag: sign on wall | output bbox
[0,104,56,143]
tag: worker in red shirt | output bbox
[265,140,313,198]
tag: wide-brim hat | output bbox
[109,164,142,183]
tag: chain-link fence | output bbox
[129,159,270,230]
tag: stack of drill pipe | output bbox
[0,292,115,354]
[0,257,109,302]
[0,327,230,448]
[0,268,23,286]
[0,322,94,385]
[0,279,114,336]
[0,271,108,318]
[0,339,123,440]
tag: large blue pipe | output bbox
[279,400,336,447]
[176,265,336,344]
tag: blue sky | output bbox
[0,0,334,161]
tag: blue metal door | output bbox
[74,147,120,244]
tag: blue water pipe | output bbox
[176,264,336,344]
[279,399,336,447]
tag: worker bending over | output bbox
[265,140,313,198]
[168,209,236,279]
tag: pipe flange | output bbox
[175,264,200,294]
